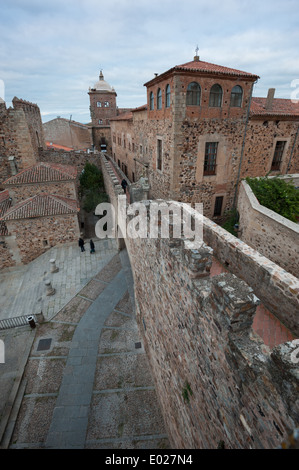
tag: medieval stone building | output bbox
[110,54,299,219]
[0,99,80,268]
[88,71,131,153]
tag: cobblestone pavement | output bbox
[7,251,170,449]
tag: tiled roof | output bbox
[46,142,74,151]
[144,58,259,86]
[2,162,77,186]
[132,104,147,112]
[0,190,12,235]
[250,97,299,117]
[109,111,133,122]
[1,194,79,221]
[174,60,259,78]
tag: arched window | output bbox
[165,84,171,108]
[150,92,154,110]
[230,85,243,107]
[186,82,201,106]
[209,84,223,107]
[157,88,162,110]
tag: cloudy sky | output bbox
[0,0,298,123]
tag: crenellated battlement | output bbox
[100,152,299,449]
[12,96,40,110]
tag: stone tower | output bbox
[88,71,117,152]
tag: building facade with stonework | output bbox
[0,95,82,268]
[0,161,80,266]
[110,55,299,219]
[2,194,80,265]
[43,117,92,151]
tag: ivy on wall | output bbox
[245,176,299,223]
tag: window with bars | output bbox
[230,85,243,107]
[157,138,162,170]
[271,141,286,170]
[209,84,223,107]
[165,84,171,108]
[186,82,201,106]
[204,142,218,175]
[157,88,162,110]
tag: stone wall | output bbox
[43,118,92,151]
[237,179,299,277]
[5,213,80,265]
[12,97,46,155]
[125,231,298,449]
[241,119,299,178]
[100,163,299,449]
[38,148,102,173]
[202,215,299,336]
[0,98,45,185]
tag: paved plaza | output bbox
[0,238,118,322]
[0,239,169,449]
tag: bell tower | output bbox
[88,70,117,152]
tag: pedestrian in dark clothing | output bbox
[78,237,85,252]
[121,179,128,193]
[90,239,95,253]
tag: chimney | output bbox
[265,88,275,110]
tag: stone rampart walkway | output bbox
[8,251,169,449]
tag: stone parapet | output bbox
[100,162,299,448]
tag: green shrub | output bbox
[245,176,299,223]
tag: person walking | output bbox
[90,239,95,253]
[78,237,85,252]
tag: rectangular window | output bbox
[271,141,286,170]
[204,142,218,175]
[213,196,224,216]
[157,139,162,170]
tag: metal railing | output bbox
[0,313,43,331]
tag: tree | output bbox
[79,162,104,192]
[79,162,108,212]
